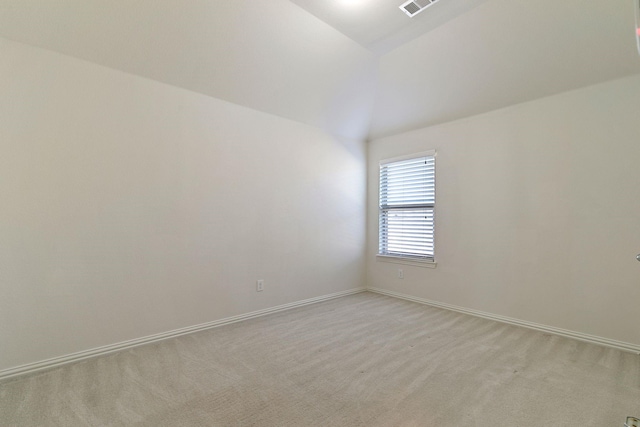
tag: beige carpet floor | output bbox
[1,291,639,426]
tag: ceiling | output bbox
[290,0,490,54]
[0,0,378,140]
[370,0,640,138]
[0,0,639,140]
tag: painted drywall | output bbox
[367,74,640,346]
[0,0,377,140]
[290,0,489,53]
[370,0,640,139]
[0,38,366,372]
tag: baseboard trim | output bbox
[367,287,640,355]
[0,287,366,382]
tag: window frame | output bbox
[377,150,437,268]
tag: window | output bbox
[378,151,435,261]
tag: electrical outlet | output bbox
[398,269,404,279]
[256,280,264,292]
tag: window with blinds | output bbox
[379,153,435,260]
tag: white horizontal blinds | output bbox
[379,155,435,259]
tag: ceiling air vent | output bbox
[399,0,439,18]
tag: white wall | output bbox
[0,38,366,372]
[367,74,640,347]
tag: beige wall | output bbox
[367,74,640,346]
[0,38,366,371]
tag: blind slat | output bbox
[379,154,435,259]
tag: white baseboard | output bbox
[367,287,640,355]
[0,287,366,382]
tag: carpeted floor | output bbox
[1,291,639,426]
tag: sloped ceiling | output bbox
[369,0,640,138]
[0,0,639,141]
[0,0,378,140]
[290,0,490,53]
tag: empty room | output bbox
[1,0,639,425]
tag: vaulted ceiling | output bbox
[0,0,639,140]
[290,0,490,53]
[370,0,640,138]
[0,0,378,140]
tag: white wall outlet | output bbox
[398,269,404,279]
[256,279,264,292]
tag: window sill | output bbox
[376,255,437,269]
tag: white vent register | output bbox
[399,0,441,17]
